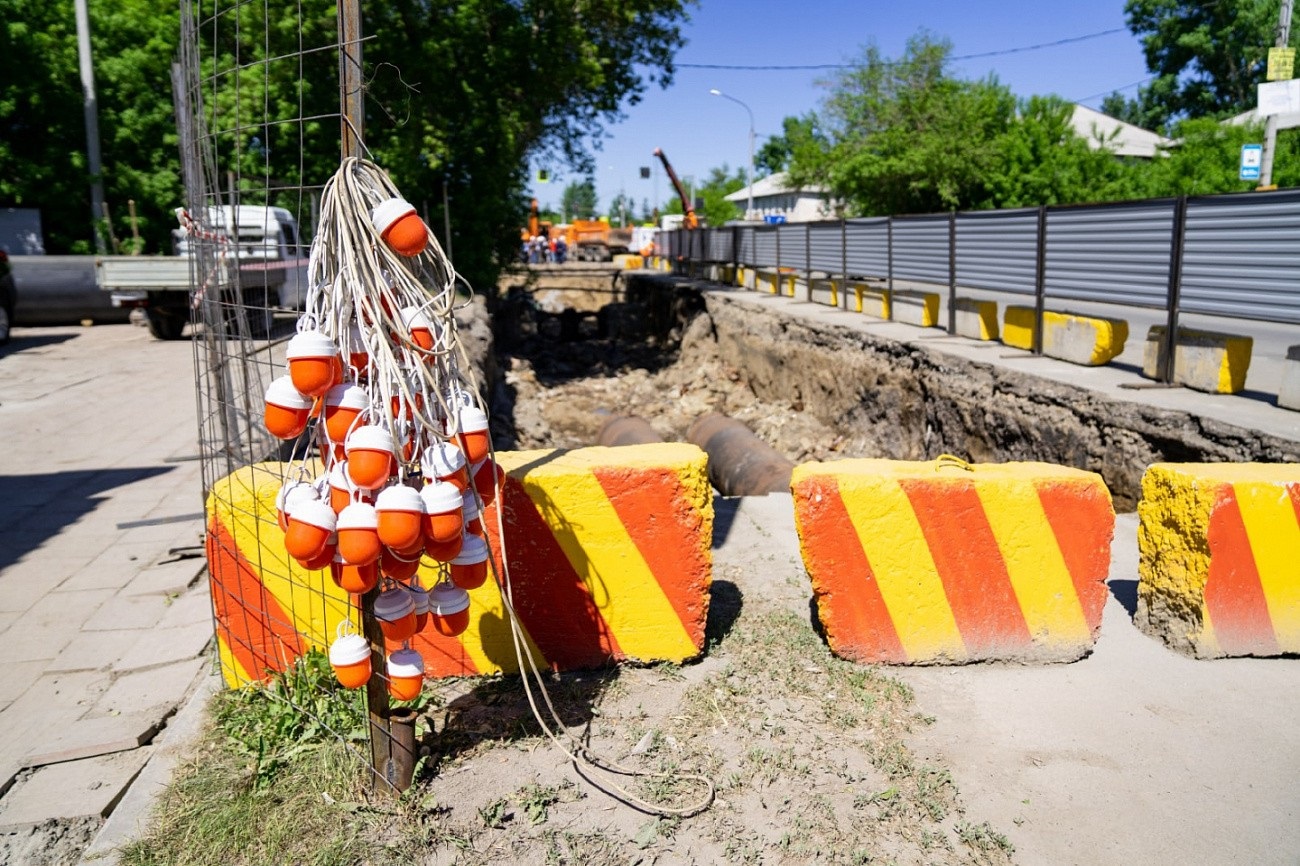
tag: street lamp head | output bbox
[709,88,722,96]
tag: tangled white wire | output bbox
[294,157,712,817]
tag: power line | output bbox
[1072,74,1159,104]
[677,27,1128,71]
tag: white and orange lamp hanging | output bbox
[422,441,469,491]
[328,622,371,689]
[450,532,489,590]
[283,498,337,561]
[336,501,382,566]
[386,647,425,701]
[285,331,339,398]
[371,198,428,258]
[263,376,314,440]
[428,581,471,637]
[374,484,425,551]
[345,425,397,489]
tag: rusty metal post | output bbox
[1033,205,1047,355]
[338,0,414,796]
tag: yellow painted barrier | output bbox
[613,254,644,270]
[1142,326,1253,393]
[954,298,998,341]
[205,444,714,686]
[1003,307,1129,365]
[755,269,781,294]
[847,283,891,319]
[1136,463,1300,658]
[891,290,940,328]
[791,458,1114,664]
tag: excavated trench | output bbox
[485,268,1300,510]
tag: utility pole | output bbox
[74,0,106,253]
[1259,0,1295,190]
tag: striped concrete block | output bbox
[791,458,1114,664]
[810,277,838,307]
[1003,307,1129,365]
[205,445,713,685]
[1142,326,1253,393]
[1136,463,1300,658]
[954,298,998,341]
[1278,345,1300,411]
[485,444,713,669]
[755,269,781,295]
[891,290,940,328]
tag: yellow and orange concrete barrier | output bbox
[791,457,1114,664]
[205,444,713,686]
[1136,463,1300,658]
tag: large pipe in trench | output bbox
[597,415,665,447]
[687,413,794,496]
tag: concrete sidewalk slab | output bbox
[0,750,153,831]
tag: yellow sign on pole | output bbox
[1267,46,1296,81]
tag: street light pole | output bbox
[1259,0,1294,189]
[710,89,754,220]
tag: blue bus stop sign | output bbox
[1240,144,1263,181]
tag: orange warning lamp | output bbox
[422,442,469,491]
[264,376,313,440]
[329,551,378,594]
[328,625,372,689]
[428,582,471,637]
[379,544,422,582]
[456,406,491,464]
[386,648,425,701]
[375,484,424,551]
[283,499,337,561]
[346,425,396,489]
[419,481,464,543]
[336,502,382,565]
[323,383,368,444]
[374,586,418,643]
[401,306,436,351]
[450,533,489,590]
[371,198,428,257]
[472,458,503,508]
[285,332,339,398]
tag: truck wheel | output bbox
[145,305,187,340]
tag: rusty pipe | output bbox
[686,413,794,496]
[597,415,665,447]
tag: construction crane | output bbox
[653,148,699,230]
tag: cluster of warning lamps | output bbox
[261,196,502,700]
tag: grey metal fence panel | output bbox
[1043,200,1175,307]
[955,209,1038,296]
[892,215,951,284]
[706,228,733,261]
[736,226,755,265]
[844,218,889,278]
[752,227,778,267]
[808,221,841,273]
[777,223,807,269]
[1181,189,1300,324]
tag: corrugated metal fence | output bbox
[664,189,1300,326]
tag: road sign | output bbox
[1267,46,1296,81]
[763,214,787,225]
[1258,79,1300,116]
[1240,144,1263,181]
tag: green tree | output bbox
[755,114,827,177]
[1105,0,1296,131]
[801,33,1017,215]
[1147,117,1300,195]
[561,179,598,220]
[983,96,1143,207]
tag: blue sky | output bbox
[527,0,1151,217]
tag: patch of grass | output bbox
[957,820,1015,859]
[516,780,573,825]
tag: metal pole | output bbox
[339,0,364,160]
[947,212,957,335]
[1259,0,1294,189]
[886,218,894,321]
[74,0,106,253]
[804,223,812,302]
[709,89,755,218]
[1159,196,1189,384]
[441,176,453,263]
[840,218,848,311]
[1033,205,1047,355]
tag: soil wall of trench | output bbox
[621,274,1300,511]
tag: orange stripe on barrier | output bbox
[901,479,1031,654]
[1035,479,1112,629]
[1205,489,1280,656]
[206,515,305,683]
[794,475,907,663]
[487,476,623,669]
[593,465,710,646]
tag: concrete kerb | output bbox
[1142,325,1253,393]
[1279,345,1300,411]
[76,664,219,865]
[1003,306,1129,366]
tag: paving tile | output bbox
[115,622,212,672]
[119,559,205,598]
[90,658,204,719]
[48,629,143,674]
[0,672,113,783]
[21,712,162,769]
[0,624,74,663]
[0,749,152,830]
[81,593,169,632]
[154,586,213,629]
[0,661,46,714]
[0,571,65,613]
